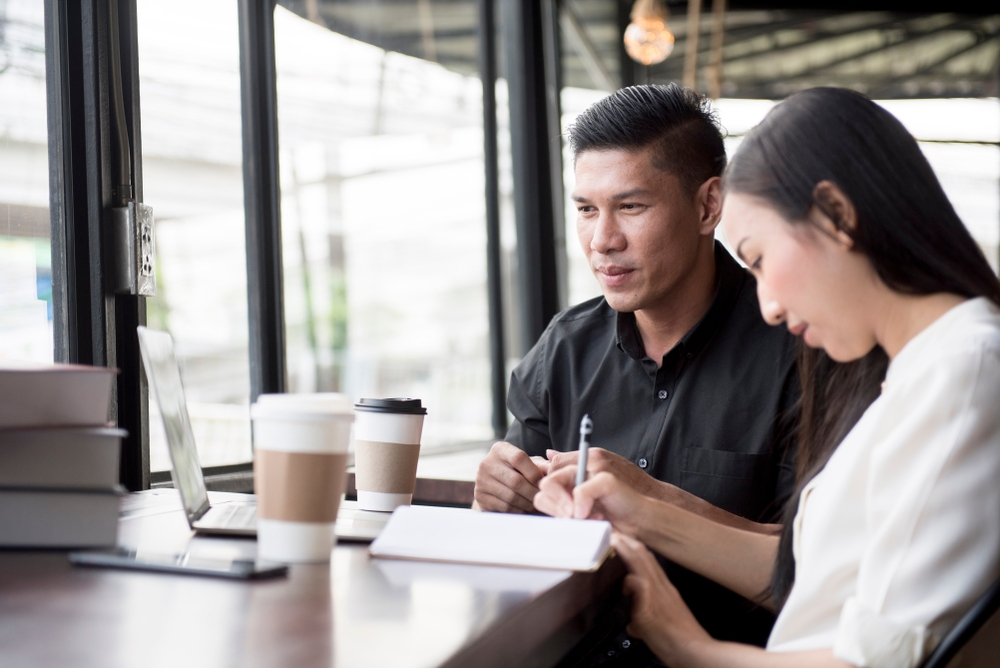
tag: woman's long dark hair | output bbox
[724,88,1000,608]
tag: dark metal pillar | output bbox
[478,0,508,439]
[238,0,286,400]
[112,0,149,490]
[45,0,148,490]
[501,0,565,354]
[618,0,635,88]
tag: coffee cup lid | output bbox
[354,397,427,415]
[251,392,355,421]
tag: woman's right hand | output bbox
[534,466,647,538]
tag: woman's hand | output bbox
[613,532,713,667]
[533,468,648,538]
[545,448,662,498]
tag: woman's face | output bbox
[722,192,880,362]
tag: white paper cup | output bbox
[353,398,426,512]
[251,393,353,563]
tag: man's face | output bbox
[573,147,706,313]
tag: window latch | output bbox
[111,202,156,296]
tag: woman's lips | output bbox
[788,322,808,337]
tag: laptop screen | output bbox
[137,326,211,523]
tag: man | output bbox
[473,84,799,654]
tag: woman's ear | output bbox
[811,180,857,248]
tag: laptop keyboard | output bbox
[203,503,257,529]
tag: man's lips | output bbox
[595,265,635,287]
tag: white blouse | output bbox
[767,297,1000,667]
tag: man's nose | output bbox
[590,212,625,254]
[757,282,785,326]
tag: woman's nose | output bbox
[760,300,786,326]
[757,282,785,326]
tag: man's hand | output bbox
[546,447,661,499]
[473,442,549,513]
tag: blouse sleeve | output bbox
[832,343,1000,668]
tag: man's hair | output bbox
[567,84,726,195]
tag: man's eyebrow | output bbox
[572,188,652,203]
[611,188,651,200]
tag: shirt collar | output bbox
[615,241,748,362]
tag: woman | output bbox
[534,87,1000,668]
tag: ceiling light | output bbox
[624,0,675,66]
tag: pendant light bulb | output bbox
[624,0,675,66]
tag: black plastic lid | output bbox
[354,397,427,415]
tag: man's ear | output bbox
[811,181,857,248]
[697,176,723,236]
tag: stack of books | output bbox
[0,364,125,548]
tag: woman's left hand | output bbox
[613,532,713,667]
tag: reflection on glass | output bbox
[0,0,52,363]
[137,0,251,470]
[274,3,494,448]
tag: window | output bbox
[274,1,497,449]
[137,0,252,471]
[0,0,51,363]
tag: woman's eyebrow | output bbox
[735,238,749,263]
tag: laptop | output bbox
[137,326,388,542]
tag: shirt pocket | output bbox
[680,447,777,520]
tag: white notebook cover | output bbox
[369,505,613,572]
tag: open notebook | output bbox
[369,506,613,572]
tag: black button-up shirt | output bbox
[506,242,799,646]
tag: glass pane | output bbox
[557,2,621,308]
[137,0,252,471]
[274,1,494,449]
[561,87,609,308]
[0,0,52,363]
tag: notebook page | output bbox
[369,506,612,571]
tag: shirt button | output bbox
[638,458,648,469]
[657,390,668,400]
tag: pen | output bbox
[576,414,592,488]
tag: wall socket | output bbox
[111,202,156,297]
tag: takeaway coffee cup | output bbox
[250,393,354,563]
[353,398,427,512]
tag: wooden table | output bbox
[0,490,625,668]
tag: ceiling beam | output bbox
[727,15,978,84]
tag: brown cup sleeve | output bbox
[255,450,347,522]
[354,440,421,495]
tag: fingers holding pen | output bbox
[534,465,577,517]
[535,468,622,525]
[533,464,600,519]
